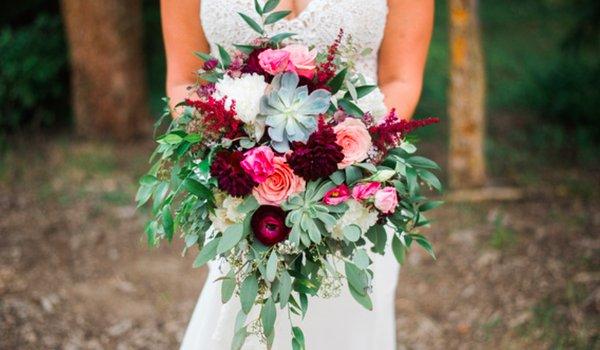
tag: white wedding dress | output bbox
[181,1,399,349]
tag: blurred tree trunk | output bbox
[60,0,149,140]
[448,0,487,188]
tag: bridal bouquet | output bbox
[137,1,441,349]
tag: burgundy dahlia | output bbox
[251,205,290,246]
[210,150,257,197]
[287,118,345,181]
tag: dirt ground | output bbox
[0,136,598,350]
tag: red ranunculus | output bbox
[251,205,290,246]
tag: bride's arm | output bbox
[378,0,434,120]
[161,0,210,115]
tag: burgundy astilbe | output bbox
[315,28,344,87]
[185,96,244,140]
[369,109,439,151]
[287,117,345,181]
[210,150,257,197]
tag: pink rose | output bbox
[240,146,276,184]
[374,187,398,214]
[282,44,317,79]
[333,118,372,169]
[323,184,351,205]
[253,157,305,205]
[352,182,381,201]
[258,49,291,75]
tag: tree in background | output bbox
[60,0,149,140]
[448,0,486,189]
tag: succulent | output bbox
[260,72,331,152]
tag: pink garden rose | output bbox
[323,184,351,205]
[240,146,276,183]
[258,49,291,75]
[333,118,372,169]
[352,182,381,201]
[374,187,398,214]
[282,44,317,79]
[253,157,305,205]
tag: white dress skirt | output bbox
[181,0,398,348]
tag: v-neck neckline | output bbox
[281,0,320,22]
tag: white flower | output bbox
[213,73,268,125]
[356,87,388,124]
[331,199,378,240]
[209,196,245,234]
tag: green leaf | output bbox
[419,200,444,212]
[254,0,263,15]
[217,223,244,254]
[406,166,418,197]
[329,170,345,185]
[260,298,276,337]
[279,270,292,308]
[221,271,236,303]
[184,178,213,200]
[139,174,158,186]
[344,85,377,100]
[266,251,278,282]
[184,133,202,143]
[162,206,174,242]
[417,169,442,191]
[344,165,362,185]
[413,234,436,259]
[217,44,231,68]
[353,249,370,269]
[299,293,308,318]
[231,327,248,350]
[292,327,305,350]
[194,51,214,62]
[238,12,264,34]
[338,98,365,117]
[163,133,183,144]
[365,225,387,254]
[408,156,440,170]
[343,224,361,242]
[344,262,368,295]
[302,216,322,244]
[327,68,347,94]
[262,0,280,13]
[193,237,220,267]
[233,44,257,54]
[270,32,296,45]
[264,10,292,25]
[135,185,153,208]
[391,234,406,265]
[237,195,260,214]
[348,283,373,310]
[240,273,259,314]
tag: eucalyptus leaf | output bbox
[193,237,220,268]
[343,224,361,242]
[217,223,244,254]
[279,270,292,308]
[221,271,236,303]
[162,206,174,242]
[240,273,258,314]
[260,298,276,337]
[266,251,278,282]
[391,234,406,265]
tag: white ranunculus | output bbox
[331,199,378,240]
[213,73,268,125]
[209,196,245,234]
[356,87,388,124]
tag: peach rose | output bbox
[253,157,305,205]
[333,118,372,169]
[282,44,317,79]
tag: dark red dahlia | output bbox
[242,47,269,77]
[287,118,345,181]
[251,206,290,246]
[210,150,257,197]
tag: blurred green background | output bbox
[0,1,598,349]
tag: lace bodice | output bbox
[200,0,388,82]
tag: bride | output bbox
[161,0,433,348]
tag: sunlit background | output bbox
[1,0,598,349]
